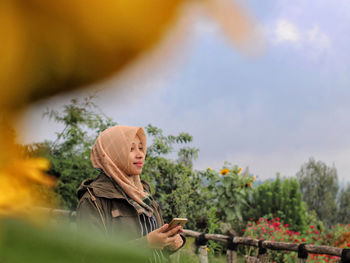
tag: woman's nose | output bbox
[136,150,144,158]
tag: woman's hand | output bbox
[146,224,182,249]
[167,233,184,251]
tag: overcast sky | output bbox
[18,0,350,183]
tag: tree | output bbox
[337,183,350,224]
[30,96,116,209]
[296,158,339,227]
[141,125,204,230]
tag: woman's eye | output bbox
[130,147,134,152]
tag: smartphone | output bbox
[167,218,188,231]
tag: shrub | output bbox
[242,217,341,263]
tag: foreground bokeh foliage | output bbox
[0,219,148,263]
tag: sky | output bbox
[18,0,350,183]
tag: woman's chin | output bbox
[129,169,143,176]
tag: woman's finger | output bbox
[165,234,179,246]
[165,225,181,237]
[158,224,169,233]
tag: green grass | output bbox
[170,237,246,263]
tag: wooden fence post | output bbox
[195,233,208,263]
[198,245,208,263]
[340,248,350,263]
[297,244,308,263]
[226,235,237,263]
[257,240,268,263]
[226,249,237,263]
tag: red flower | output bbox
[302,238,306,242]
[310,225,315,229]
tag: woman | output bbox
[76,125,185,262]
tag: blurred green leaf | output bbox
[0,219,148,263]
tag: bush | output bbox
[243,175,308,232]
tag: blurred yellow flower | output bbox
[0,0,185,110]
[206,247,210,252]
[0,0,258,111]
[237,167,242,174]
[220,168,230,175]
[0,124,56,218]
[0,157,56,217]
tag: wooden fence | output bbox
[34,208,350,263]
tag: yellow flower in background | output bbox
[220,168,230,175]
[206,247,210,252]
[237,167,242,174]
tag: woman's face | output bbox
[127,134,145,175]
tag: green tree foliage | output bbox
[30,96,116,210]
[296,158,339,227]
[337,183,350,224]
[244,174,308,232]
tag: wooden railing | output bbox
[182,229,349,263]
[34,208,350,263]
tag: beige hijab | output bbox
[91,125,149,207]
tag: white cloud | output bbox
[306,25,331,51]
[270,19,332,59]
[274,19,301,43]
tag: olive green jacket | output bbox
[76,173,184,252]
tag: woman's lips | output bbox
[134,162,143,167]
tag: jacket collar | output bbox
[78,173,152,201]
